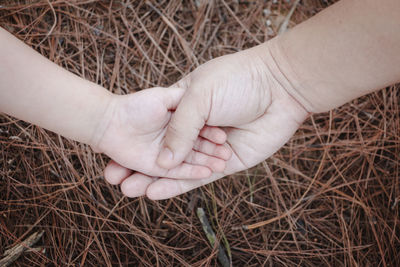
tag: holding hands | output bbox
[105,43,308,199]
[93,87,231,195]
[2,0,399,200]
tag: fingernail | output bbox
[159,147,174,162]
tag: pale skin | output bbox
[0,27,232,181]
[1,0,400,200]
[104,0,400,199]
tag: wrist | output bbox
[252,39,314,115]
[260,38,321,114]
[87,88,117,152]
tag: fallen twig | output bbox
[196,208,231,267]
[278,0,300,34]
[0,231,44,267]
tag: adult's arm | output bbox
[156,0,400,169]
[269,0,400,113]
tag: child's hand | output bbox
[92,87,232,184]
[104,43,309,199]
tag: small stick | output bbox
[196,208,231,267]
[0,231,44,267]
[235,206,303,230]
[278,0,301,35]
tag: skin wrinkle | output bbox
[90,92,117,152]
[240,54,268,121]
[225,138,249,169]
[194,87,210,127]
[264,41,312,115]
[248,59,264,119]
[254,56,272,117]
[206,82,214,124]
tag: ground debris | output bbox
[197,208,231,267]
[0,231,44,267]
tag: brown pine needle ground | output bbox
[1,1,399,266]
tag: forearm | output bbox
[267,0,400,113]
[0,27,112,146]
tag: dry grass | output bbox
[0,0,399,266]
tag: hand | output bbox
[105,42,309,199]
[93,87,232,189]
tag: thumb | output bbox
[157,89,210,169]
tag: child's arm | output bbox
[0,27,112,146]
[0,27,230,180]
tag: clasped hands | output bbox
[92,42,309,200]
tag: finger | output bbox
[199,126,227,144]
[162,162,212,179]
[184,150,226,173]
[157,89,210,169]
[121,173,156,198]
[146,173,223,200]
[104,160,133,185]
[147,150,247,199]
[193,137,232,160]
